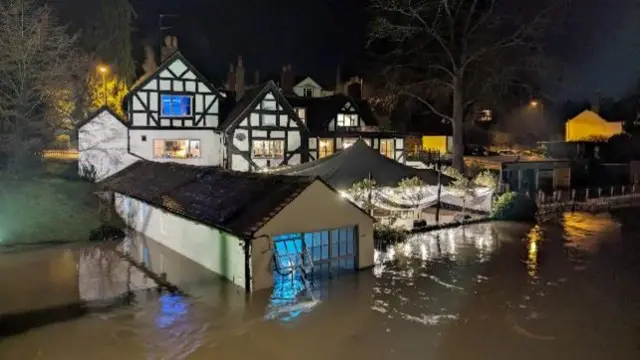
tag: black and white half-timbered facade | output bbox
[78,52,411,182]
[287,94,407,163]
[125,52,225,166]
[221,81,307,171]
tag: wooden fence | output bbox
[535,184,640,216]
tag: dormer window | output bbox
[337,113,359,128]
[295,107,307,123]
[161,94,192,117]
[304,88,313,98]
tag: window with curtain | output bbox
[252,140,284,158]
[380,139,394,158]
[318,138,334,158]
[295,107,307,123]
[153,139,201,158]
[160,94,193,117]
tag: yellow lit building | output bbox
[565,110,623,142]
[421,135,452,154]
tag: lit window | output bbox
[295,107,307,123]
[252,140,284,159]
[479,109,492,122]
[160,94,192,117]
[153,139,201,159]
[380,139,394,158]
[337,113,359,127]
[318,138,334,158]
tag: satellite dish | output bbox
[235,133,246,141]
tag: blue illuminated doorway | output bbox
[273,226,357,281]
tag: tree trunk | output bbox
[452,75,465,172]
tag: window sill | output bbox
[158,115,195,119]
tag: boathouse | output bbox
[99,161,374,292]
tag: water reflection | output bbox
[375,223,499,269]
[2,213,640,359]
[526,225,542,280]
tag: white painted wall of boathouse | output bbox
[113,193,247,289]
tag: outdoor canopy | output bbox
[270,139,453,189]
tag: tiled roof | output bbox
[286,94,378,131]
[99,161,316,238]
[219,81,306,132]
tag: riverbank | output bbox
[0,161,102,247]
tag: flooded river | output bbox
[1,210,639,359]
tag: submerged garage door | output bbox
[273,226,357,279]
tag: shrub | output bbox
[491,192,538,221]
[473,170,498,189]
[374,223,409,249]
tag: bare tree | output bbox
[0,0,81,173]
[368,0,562,171]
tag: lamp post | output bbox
[97,65,109,106]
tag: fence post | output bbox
[598,188,602,198]
[622,186,626,195]
[610,186,614,197]
[586,188,590,200]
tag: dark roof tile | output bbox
[99,161,316,237]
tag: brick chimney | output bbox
[591,89,601,114]
[235,56,245,100]
[281,64,294,94]
[336,64,342,94]
[280,65,287,92]
[226,63,235,91]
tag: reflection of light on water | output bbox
[403,242,412,257]
[382,224,497,263]
[267,272,320,322]
[562,212,620,253]
[156,294,189,329]
[526,225,542,279]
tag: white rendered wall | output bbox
[77,110,137,181]
[129,129,223,166]
[114,194,247,288]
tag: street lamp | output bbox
[530,100,539,107]
[97,65,109,106]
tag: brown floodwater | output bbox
[1,210,639,360]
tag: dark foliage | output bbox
[89,224,125,242]
[374,223,409,249]
[491,192,538,222]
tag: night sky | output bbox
[131,0,369,88]
[130,0,640,101]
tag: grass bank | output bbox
[0,161,102,246]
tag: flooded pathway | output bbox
[1,211,640,359]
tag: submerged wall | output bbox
[113,193,247,289]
